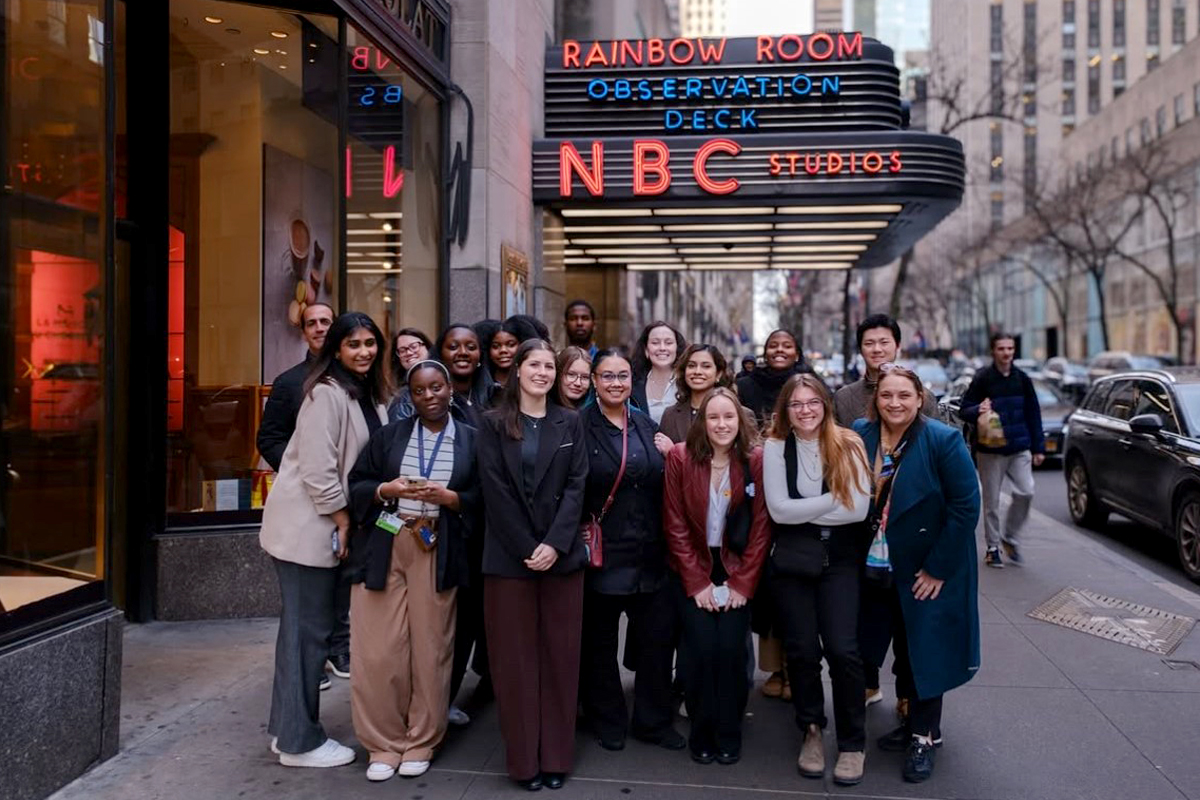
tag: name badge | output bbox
[376,510,403,535]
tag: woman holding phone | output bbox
[346,360,481,781]
[662,387,771,766]
[478,339,589,791]
[259,311,389,768]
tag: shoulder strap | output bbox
[783,433,828,498]
[597,407,629,523]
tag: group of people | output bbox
[255,300,983,791]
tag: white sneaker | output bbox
[270,737,280,755]
[397,760,430,777]
[447,706,470,726]
[366,762,396,781]
[278,738,356,768]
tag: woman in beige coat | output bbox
[260,311,389,769]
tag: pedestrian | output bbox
[259,311,389,768]
[631,320,688,425]
[763,373,871,786]
[477,339,589,791]
[657,344,735,445]
[433,323,495,427]
[832,313,934,713]
[346,360,481,781]
[580,350,684,753]
[737,356,756,380]
[735,329,814,428]
[552,346,592,409]
[662,387,771,765]
[854,364,981,783]
[477,319,519,388]
[388,327,433,422]
[957,332,1044,568]
[505,313,551,343]
[257,303,349,685]
[564,299,599,358]
[734,328,812,701]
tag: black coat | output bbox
[735,362,813,427]
[347,417,481,592]
[256,355,312,471]
[581,405,667,595]
[477,404,589,578]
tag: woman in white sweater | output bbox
[260,312,389,769]
[762,373,871,787]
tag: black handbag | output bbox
[724,457,753,554]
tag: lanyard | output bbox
[416,423,448,479]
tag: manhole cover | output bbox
[1028,587,1196,655]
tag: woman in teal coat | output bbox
[852,364,980,785]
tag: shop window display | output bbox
[1,0,108,618]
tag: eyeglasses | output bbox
[787,399,824,411]
[396,342,426,356]
[598,371,632,384]
[564,372,590,385]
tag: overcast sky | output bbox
[721,0,814,35]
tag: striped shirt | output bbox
[395,418,456,518]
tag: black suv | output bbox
[1064,369,1200,581]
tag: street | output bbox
[1032,465,1199,593]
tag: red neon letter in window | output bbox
[559,141,605,197]
[693,138,741,195]
[632,140,671,195]
[383,146,405,197]
[563,40,581,68]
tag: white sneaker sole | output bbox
[366,764,396,781]
[279,750,356,768]
[865,692,883,707]
[326,659,351,679]
[397,761,431,777]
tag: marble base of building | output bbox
[155,530,280,621]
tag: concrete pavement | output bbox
[48,505,1200,800]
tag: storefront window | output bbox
[345,24,442,350]
[1,0,107,618]
[166,1,339,518]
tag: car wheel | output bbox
[1067,458,1108,529]
[1174,495,1200,583]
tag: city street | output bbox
[47,498,1200,800]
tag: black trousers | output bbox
[328,557,352,661]
[678,554,751,755]
[450,541,490,705]
[772,551,867,752]
[887,586,943,738]
[581,583,677,741]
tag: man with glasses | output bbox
[257,302,350,687]
[834,315,935,427]
[958,333,1044,568]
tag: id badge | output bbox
[375,510,403,535]
[416,524,438,550]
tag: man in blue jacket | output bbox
[958,333,1044,568]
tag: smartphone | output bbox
[712,584,730,609]
[331,528,340,555]
[407,475,427,488]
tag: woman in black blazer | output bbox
[580,350,683,752]
[346,360,481,780]
[478,339,589,792]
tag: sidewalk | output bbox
[49,506,1200,800]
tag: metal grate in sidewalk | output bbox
[1028,587,1197,655]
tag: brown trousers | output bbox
[350,529,457,766]
[484,571,584,781]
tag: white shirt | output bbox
[646,375,676,425]
[706,467,731,547]
[762,436,870,525]
[395,418,456,517]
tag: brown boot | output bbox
[797,724,824,778]
[833,751,865,786]
[762,671,784,698]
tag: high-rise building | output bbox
[814,0,845,29]
[679,0,728,36]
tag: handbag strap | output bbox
[596,407,629,523]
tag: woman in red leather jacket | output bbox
[662,387,772,767]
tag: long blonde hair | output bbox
[769,373,868,509]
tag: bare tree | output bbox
[1112,140,1192,363]
[1002,244,1076,359]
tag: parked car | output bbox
[1014,358,1043,376]
[1063,368,1200,581]
[938,378,1074,461]
[1043,357,1091,403]
[898,359,950,398]
[1086,351,1165,383]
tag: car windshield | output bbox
[1064,363,1088,377]
[1172,385,1200,433]
[1034,381,1065,406]
[1128,356,1164,369]
[915,363,947,382]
